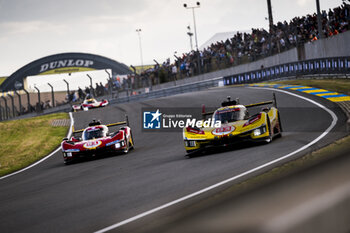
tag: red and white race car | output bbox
[61,117,134,164]
[72,98,108,111]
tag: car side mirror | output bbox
[62,137,68,141]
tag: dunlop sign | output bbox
[1,52,132,91]
[39,59,94,73]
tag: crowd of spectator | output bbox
[132,1,350,87]
[65,82,109,102]
[83,2,349,93]
[1,2,349,119]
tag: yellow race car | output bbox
[183,94,282,155]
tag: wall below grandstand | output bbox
[143,30,349,93]
[304,30,350,60]
[2,31,349,120]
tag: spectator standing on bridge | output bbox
[171,65,177,81]
[94,83,99,96]
[71,91,78,102]
[78,87,85,100]
[85,86,91,97]
[100,82,106,96]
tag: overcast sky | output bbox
[0,0,344,76]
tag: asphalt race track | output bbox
[0,86,347,233]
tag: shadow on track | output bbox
[186,137,283,159]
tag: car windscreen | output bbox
[83,128,104,140]
[214,108,244,123]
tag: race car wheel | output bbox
[273,112,283,139]
[64,159,73,165]
[129,131,135,150]
[121,131,129,154]
[265,116,273,143]
[123,143,129,154]
[186,149,203,158]
[278,111,283,133]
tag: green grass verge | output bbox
[0,113,69,177]
[270,78,350,96]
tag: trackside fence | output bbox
[109,77,222,104]
[0,78,221,121]
[2,56,349,122]
[223,56,350,85]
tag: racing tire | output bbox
[265,116,273,143]
[64,159,73,165]
[122,143,129,154]
[122,132,130,154]
[186,149,203,158]
[278,111,283,133]
[129,131,135,150]
[274,112,283,138]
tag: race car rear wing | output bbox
[105,117,129,128]
[72,115,130,135]
[245,93,277,108]
[201,93,277,119]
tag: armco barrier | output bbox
[224,56,350,85]
[0,78,221,121]
[2,55,349,122]
[109,77,222,105]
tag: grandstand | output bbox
[0,1,349,121]
[134,1,350,86]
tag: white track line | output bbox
[95,88,338,233]
[0,112,74,180]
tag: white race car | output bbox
[72,98,108,111]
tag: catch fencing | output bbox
[1,56,349,122]
[109,78,222,104]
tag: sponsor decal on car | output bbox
[211,126,235,136]
[83,140,102,149]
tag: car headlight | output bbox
[115,143,121,149]
[253,125,267,136]
[65,152,72,157]
[253,128,262,136]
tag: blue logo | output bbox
[143,109,162,129]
